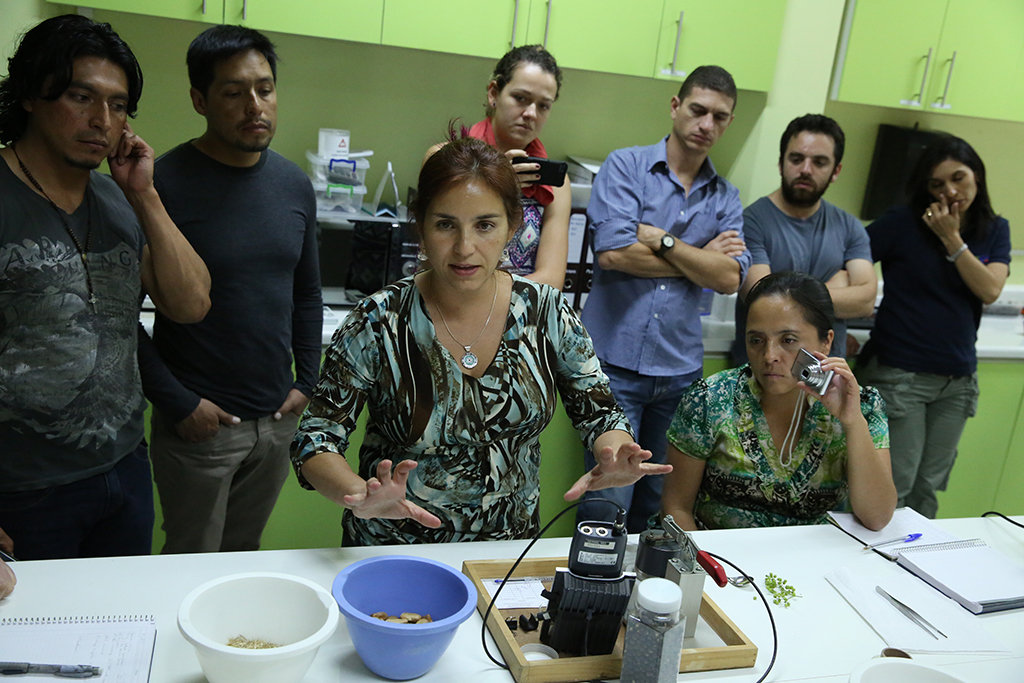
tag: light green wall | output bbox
[0,0,58,76]
[727,0,846,203]
[34,7,767,203]
[6,2,1021,264]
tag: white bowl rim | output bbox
[849,657,967,683]
[178,571,339,659]
[332,555,477,632]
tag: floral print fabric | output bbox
[667,366,888,529]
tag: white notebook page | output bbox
[899,541,1024,605]
[0,616,156,683]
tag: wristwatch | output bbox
[655,234,675,258]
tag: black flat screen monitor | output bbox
[860,124,946,221]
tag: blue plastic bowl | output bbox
[332,555,478,680]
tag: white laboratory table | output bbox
[1,517,1022,683]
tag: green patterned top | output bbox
[291,274,631,545]
[667,366,888,529]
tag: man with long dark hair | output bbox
[0,14,210,559]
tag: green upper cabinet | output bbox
[380,1,527,59]
[654,0,786,92]
[225,0,384,44]
[47,0,222,23]
[835,0,948,110]
[836,0,1024,121]
[523,0,664,79]
[921,0,1024,121]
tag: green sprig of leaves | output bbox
[764,573,801,608]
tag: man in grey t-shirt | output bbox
[0,15,209,559]
[732,114,877,365]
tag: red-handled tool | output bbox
[661,515,729,588]
[696,550,727,587]
[660,515,729,640]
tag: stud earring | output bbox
[501,246,510,263]
[417,248,428,262]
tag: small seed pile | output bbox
[370,611,433,624]
[764,573,801,608]
[227,635,281,649]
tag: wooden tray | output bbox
[462,557,757,683]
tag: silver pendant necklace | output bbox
[435,275,498,370]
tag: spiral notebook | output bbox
[829,509,1024,614]
[895,540,1024,614]
[0,615,156,682]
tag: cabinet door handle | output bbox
[510,0,520,47]
[201,0,206,14]
[931,51,956,110]
[243,0,248,21]
[659,11,687,78]
[543,0,553,48]
[900,47,931,106]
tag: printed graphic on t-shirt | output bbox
[0,236,142,448]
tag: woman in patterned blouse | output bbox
[661,272,896,531]
[292,137,669,545]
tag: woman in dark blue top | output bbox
[859,135,1011,518]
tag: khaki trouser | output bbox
[150,408,297,553]
[857,357,979,519]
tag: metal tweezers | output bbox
[875,586,947,639]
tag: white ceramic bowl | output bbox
[849,658,967,683]
[178,572,339,683]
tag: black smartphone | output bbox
[511,156,568,187]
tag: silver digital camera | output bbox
[792,349,834,395]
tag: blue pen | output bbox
[863,533,923,550]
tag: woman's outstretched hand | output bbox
[343,459,442,528]
[564,439,672,501]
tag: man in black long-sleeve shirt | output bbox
[142,25,321,553]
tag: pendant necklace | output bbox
[778,394,807,467]
[435,274,498,370]
[11,143,97,312]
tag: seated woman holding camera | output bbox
[292,137,668,546]
[661,272,896,531]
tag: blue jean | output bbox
[577,363,701,532]
[0,442,154,560]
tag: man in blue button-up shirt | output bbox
[579,66,751,531]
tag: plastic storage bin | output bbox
[313,180,367,215]
[306,150,371,185]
